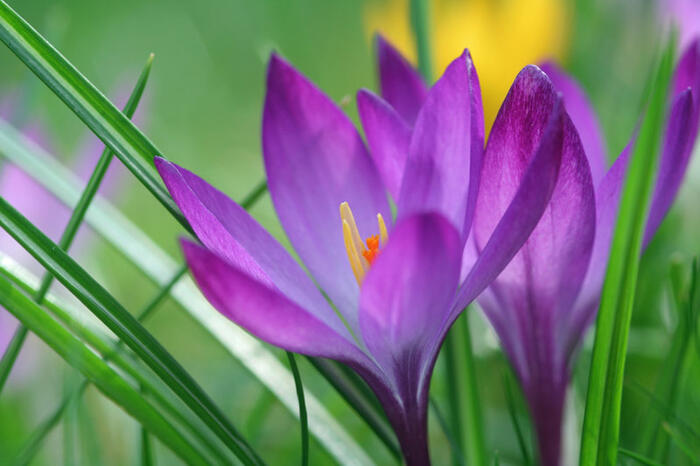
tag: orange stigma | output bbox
[340,202,388,284]
[362,235,380,265]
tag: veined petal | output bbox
[398,50,484,239]
[182,240,366,362]
[155,157,352,341]
[357,89,411,201]
[262,54,391,333]
[359,213,461,384]
[454,66,565,313]
[375,34,428,125]
[644,90,694,246]
[540,61,608,185]
[479,89,596,376]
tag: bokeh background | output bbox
[0,0,697,464]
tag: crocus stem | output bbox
[409,0,434,82]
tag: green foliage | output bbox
[580,33,676,465]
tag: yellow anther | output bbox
[377,213,388,248]
[342,219,366,284]
[340,202,389,285]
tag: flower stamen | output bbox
[340,202,388,284]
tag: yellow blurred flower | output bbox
[365,0,569,130]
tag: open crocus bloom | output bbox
[157,43,582,464]
[476,39,700,465]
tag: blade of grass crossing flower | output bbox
[0,0,191,233]
[0,52,153,395]
[0,255,232,465]
[409,0,433,82]
[0,274,211,466]
[0,124,373,465]
[287,352,309,466]
[579,35,675,466]
[0,198,264,465]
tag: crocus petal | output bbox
[375,34,428,125]
[359,213,461,381]
[454,66,566,313]
[567,143,632,354]
[357,89,412,201]
[155,157,352,341]
[398,50,484,239]
[181,240,365,362]
[674,38,700,107]
[540,61,608,185]
[262,54,391,333]
[644,90,695,245]
[478,90,596,382]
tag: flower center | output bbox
[340,201,388,284]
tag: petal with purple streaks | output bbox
[262,54,390,332]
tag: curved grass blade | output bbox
[0,198,264,465]
[0,0,190,232]
[287,352,309,466]
[0,121,375,465]
[579,35,675,466]
[618,448,665,466]
[0,254,232,465]
[0,274,211,466]
[0,49,154,397]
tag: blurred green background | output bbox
[0,0,697,464]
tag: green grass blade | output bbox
[287,353,309,466]
[429,398,464,466]
[503,372,533,466]
[0,274,211,466]
[0,254,232,465]
[662,422,700,463]
[0,324,28,393]
[0,124,374,466]
[637,260,695,459]
[618,448,665,466]
[12,386,84,466]
[579,35,675,466]
[0,198,264,465]
[442,312,486,466]
[307,357,399,461]
[0,51,153,395]
[0,0,190,232]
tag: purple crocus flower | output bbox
[476,40,700,465]
[155,39,586,463]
